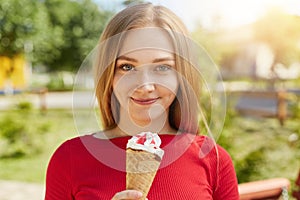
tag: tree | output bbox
[191,26,240,73]
[122,0,145,6]
[0,0,56,58]
[0,0,33,57]
[43,0,113,71]
[0,0,113,72]
[29,2,65,69]
[253,7,300,80]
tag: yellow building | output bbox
[0,55,28,93]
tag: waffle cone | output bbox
[126,148,161,200]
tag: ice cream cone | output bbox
[126,148,161,200]
[126,132,164,199]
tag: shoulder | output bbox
[45,136,92,198]
[55,136,84,150]
[47,135,94,176]
[191,135,233,165]
[49,135,92,160]
[61,134,96,147]
[194,135,238,196]
[192,135,224,154]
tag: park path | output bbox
[0,91,74,110]
[0,91,95,111]
[0,180,44,200]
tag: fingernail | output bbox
[136,191,143,197]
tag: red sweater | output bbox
[45,133,239,199]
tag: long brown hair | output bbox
[94,3,201,134]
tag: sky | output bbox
[95,0,300,30]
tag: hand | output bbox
[111,190,145,200]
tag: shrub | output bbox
[46,72,74,91]
[234,147,267,183]
[0,108,50,158]
[16,101,33,111]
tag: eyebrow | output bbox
[116,55,137,62]
[152,57,175,63]
[116,55,175,63]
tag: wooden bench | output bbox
[293,170,300,200]
[235,90,288,125]
[238,178,290,200]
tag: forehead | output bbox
[118,27,175,56]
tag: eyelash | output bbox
[155,64,171,71]
[118,64,135,71]
[117,63,172,72]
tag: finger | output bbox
[112,190,143,200]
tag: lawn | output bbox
[0,106,299,193]
[0,109,76,183]
[219,116,300,183]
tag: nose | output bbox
[136,70,155,92]
[138,83,155,92]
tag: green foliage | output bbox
[0,109,75,182]
[0,116,25,143]
[0,106,50,158]
[43,0,113,71]
[0,0,113,71]
[191,27,240,68]
[122,0,145,6]
[46,72,72,91]
[235,147,267,183]
[16,101,33,111]
[218,103,300,185]
[29,3,65,67]
[0,0,40,56]
[0,107,298,185]
[289,94,300,119]
[253,7,300,66]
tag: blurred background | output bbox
[0,0,299,199]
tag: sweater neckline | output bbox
[87,133,197,149]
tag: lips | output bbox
[131,97,160,105]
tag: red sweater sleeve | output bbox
[213,145,239,199]
[45,141,73,200]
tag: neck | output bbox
[96,121,177,140]
[115,110,176,136]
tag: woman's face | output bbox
[113,28,179,127]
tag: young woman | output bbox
[45,3,239,200]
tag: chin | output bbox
[131,113,167,127]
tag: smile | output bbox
[130,97,160,105]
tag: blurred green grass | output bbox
[0,109,76,183]
[218,116,300,183]
[0,107,299,188]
